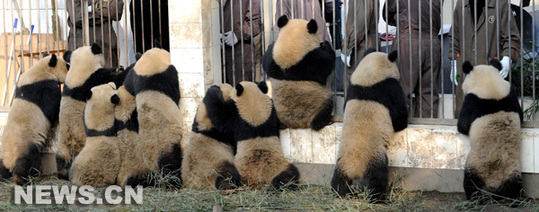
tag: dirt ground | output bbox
[0,177,537,211]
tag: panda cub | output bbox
[182,83,241,190]
[204,81,299,190]
[0,54,70,185]
[57,43,125,179]
[124,48,183,188]
[331,49,408,202]
[457,60,524,202]
[263,15,335,131]
[70,82,121,186]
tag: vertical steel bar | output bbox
[220,0,227,83]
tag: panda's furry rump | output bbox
[270,79,333,130]
[464,111,523,199]
[181,132,237,189]
[70,137,121,186]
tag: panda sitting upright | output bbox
[70,82,121,187]
[331,49,408,202]
[203,81,300,190]
[457,60,524,202]
[263,15,335,131]
[1,53,70,185]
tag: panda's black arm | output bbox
[388,81,408,132]
[508,86,524,123]
[203,86,236,132]
[316,41,337,79]
[457,95,476,135]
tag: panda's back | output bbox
[467,111,521,188]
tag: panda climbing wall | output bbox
[57,43,125,180]
[262,15,335,131]
[203,81,299,190]
[182,83,241,190]
[457,60,524,202]
[331,49,408,202]
[1,54,70,185]
[123,48,183,188]
[70,82,121,187]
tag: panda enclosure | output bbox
[1,0,539,203]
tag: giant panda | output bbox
[70,82,121,186]
[457,60,524,203]
[123,48,183,188]
[181,83,241,190]
[331,49,408,202]
[1,53,70,185]
[203,81,300,190]
[57,43,126,179]
[262,15,335,131]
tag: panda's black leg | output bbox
[157,143,183,188]
[310,98,334,131]
[497,174,525,207]
[331,165,353,197]
[463,168,486,202]
[55,155,71,180]
[215,161,242,190]
[125,172,154,188]
[12,143,41,185]
[0,158,12,181]
[363,154,389,204]
[271,164,300,191]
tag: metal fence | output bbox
[2,0,539,126]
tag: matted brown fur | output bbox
[70,82,120,186]
[1,55,68,171]
[58,46,106,162]
[135,91,182,171]
[234,137,289,189]
[337,100,392,178]
[181,133,235,189]
[466,111,522,188]
[270,79,331,128]
[273,19,319,69]
[351,52,400,86]
[133,48,171,76]
[181,83,235,189]
[114,86,146,186]
[462,65,511,100]
[231,82,273,127]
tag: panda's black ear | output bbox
[277,15,289,28]
[49,54,58,67]
[490,59,503,71]
[258,81,268,94]
[84,90,93,100]
[63,50,72,63]
[307,19,318,34]
[463,61,474,74]
[111,94,120,104]
[235,83,244,97]
[135,52,143,61]
[364,48,377,57]
[388,50,398,62]
[91,43,102,55]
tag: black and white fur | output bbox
[262,15,335,130]
[457,60,524,202]
[1,53,70,185]
[331,49,408,202]
[203,81,300,190]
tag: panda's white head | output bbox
[84,82,120,129]
[351,49,399,87]
[19,53,71,86]
[196,83,234,131]
[133,48,171,76]
[273,15,320,69]
[66,43,106,87]
[462,60,510,100]
[231,81,272,127]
